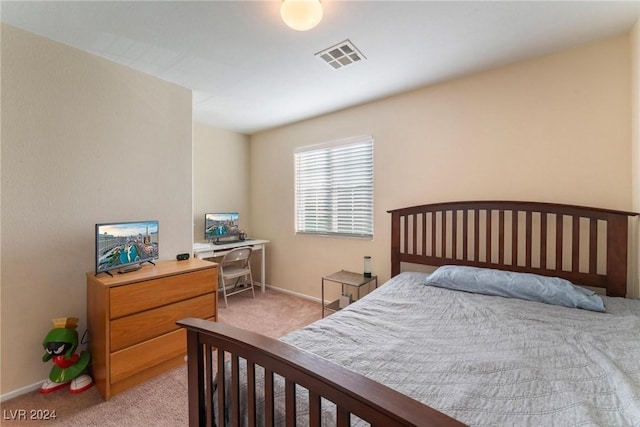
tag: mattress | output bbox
[281,272,640,426]
[218,272,640,426]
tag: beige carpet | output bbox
[0,288,321,426]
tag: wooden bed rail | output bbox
[388,201,638,297]
[177,318,465,427]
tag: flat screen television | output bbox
[205,212,239,243]
[95,220,159,275]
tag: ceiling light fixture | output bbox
[280,0,323,32]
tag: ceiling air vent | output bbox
[315,39,366,70]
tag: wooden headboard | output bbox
[388,201,638,297]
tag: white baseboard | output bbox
[0,380,44,403]
[264,283,324,304]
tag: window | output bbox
[295,136,374,238]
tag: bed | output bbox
[178,200,639,426]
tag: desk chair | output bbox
[218,247,255,308]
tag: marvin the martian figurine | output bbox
[40,317,93,394]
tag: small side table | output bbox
[321,270,378,317]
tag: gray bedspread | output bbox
[278,272,640,426]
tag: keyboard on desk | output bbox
[212,238,254,245]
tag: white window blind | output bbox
[295,136,374,238]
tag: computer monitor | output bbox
[204,212,239,243]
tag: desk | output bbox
[193,239,269,293]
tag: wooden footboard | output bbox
[177,318,465,427]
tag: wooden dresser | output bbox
[86,258,217,400]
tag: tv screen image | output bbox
[95,220,159,274]
[205,212,239,242]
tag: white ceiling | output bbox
[2,1,639,134]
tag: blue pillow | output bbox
[424,265,605,312]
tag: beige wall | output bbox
[632,18,640,298]
[250,35,634,300]
[192,123,250,241]
[0,25,193,396]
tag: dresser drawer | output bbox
[110,328,186,384]
[110,293,215,352]
[109,268,216,319]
